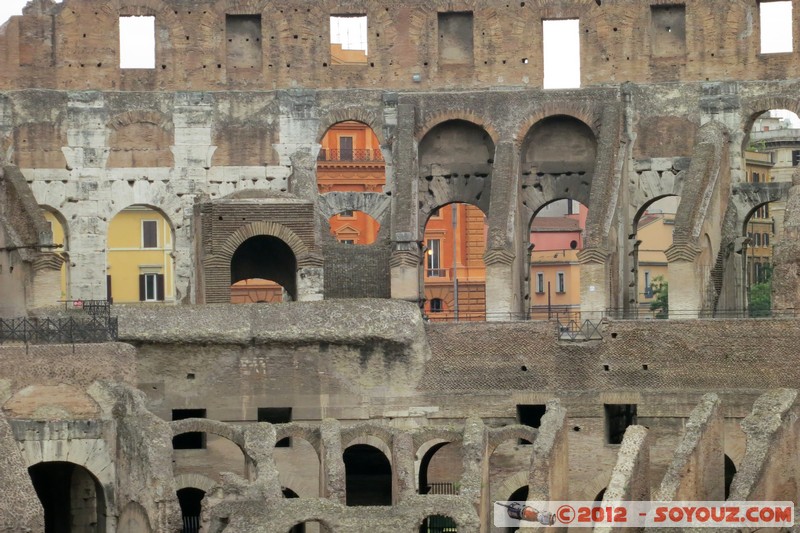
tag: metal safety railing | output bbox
[0,316,118,345]
[317,148,384,162]
[556,318,603,341]
[181,516,200,533]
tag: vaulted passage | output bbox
[343,444,392,506]
[230,235,297,302]
[28,462,106,533]
[177,488,204,533]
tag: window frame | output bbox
[141,219,159,249]
[556,271,566,293]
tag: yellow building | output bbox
[744,150,775,284]
[636,212,674,312]
[42,210,69,301]
[106,205,174,303]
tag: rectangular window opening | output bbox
[139,272,165,302]
[172,408,206,449]
[605,404,637,445]
[120,16,155,69]
[438,12,474,66]
[536,272,545,294]
[330,15,368,64]
[543,19,580,89]
[650,5,686,58]
[427,239,442,277]
[258,407,292,447]
[760,1,793,54]
[226,14,263,70]
[142,220,158,248]
[517,404,547,445]
[557,271,566,293]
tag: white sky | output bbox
[0,0,794,82]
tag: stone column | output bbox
[391,432,416,503]
[390,103,422,303]
[772,174,800,311]
[461,418,489,533]
[30,253,64,308]
[665,243,703,318]
[578,248,610,321]
[484,141,522,321]
[320,419,346,504]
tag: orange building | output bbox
[423,204,487,321]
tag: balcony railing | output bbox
[317,148,384,162]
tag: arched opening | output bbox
[273,434,321,500]
[423,203,487,321]
[172,430,248,482]
[106,205,175,303]
[630,196,679,318]
[287,521,331,533]
[28,461,107,533]
[420,515,458,533]
[595,487,606,501]
[735,108,799,316]
[328,210,381,245]
[41,207,70,301]
[743,204,776,317]
[724,455,736,499]
[418,442,462,494]
[177,488,204,533]
[343,444,392,506]
[230,235,297,303]
[317,121,385,193]
[504,486,529,533]
[521,116,596,178]
[529,199,587,320]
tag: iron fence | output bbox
[317,148,384,162]
[0,316,118,345]
[426,482,459,495]
[556,318,603,341]
[182,516,200,533]
[422,514,458,533]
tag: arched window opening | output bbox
[327,210,381,245]
[287,521,331,533]
[107,205,175,304]
[41,207,70,301]
[504,486,529,533]
[418,442,462,495]
[230,235,297,303]
[177,488,204,533]
[420,515,458,533]
[343,444,392,506]
[28,461,107,533]
[529,199,588,320]
[628,196,678,319]
[595,488,606,502]
[724,455,737,499]
[744,203,776,317]
[317,121,385,193]
[423,203,487,322]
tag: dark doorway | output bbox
[724,455,736,498]
[420,514,458,532]
[343,444,392,506]
[505,486,529,533]
[231,235,297,301]
[282,489,304,533]
[177,488,204,533]
[28,461,106,533]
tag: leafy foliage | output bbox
[649,276,668,319]
[749,265,772,318]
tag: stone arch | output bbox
[274,424,322,460]
[107,203,176,234]
[108,110,172,131]
[740,97,800,144]
[21,442,115,500]
[220,221,311,267]
[520,115,597,178]
[417,112,500,146]
[487,427,537,456]
[416,439,463,495]
[28,460,111,533]
[342,443,393,506]
[117,501,153,533]
[171,419,250,461]
[317,112,385,146]
[174,473,218,493]
[516,106,602,145]
[3,385,100,419]
[492,470,529,505]
[317,192,391,223]
[341,431,394,466]
[107,111,174,168]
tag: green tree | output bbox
[748,265,772,318]
[649,276,668,319]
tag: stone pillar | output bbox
[320,419,346,504]
[578,248,610,321]
[171,92,216,169]
[461,418,488,533]
[390,103,421,304]
[595,426,650,533]
[242,424,283,501]
[654,393,723,501]
[772,174,800,311]
[30,253,64,308]
[665,243,702,318]
[391,432,416,503]
[485,141,522,321]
